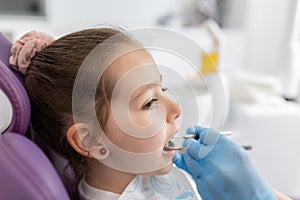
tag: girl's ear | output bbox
[66,123,92,158]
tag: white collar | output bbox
[78,166,201,200]
[79,177,120,200]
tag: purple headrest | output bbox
[0,133,70,199]
[0,33,30,135]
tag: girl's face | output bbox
[104,49,181,175]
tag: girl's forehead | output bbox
[111,49,156,75]
[106,48,161,93]
[111,64,161,98]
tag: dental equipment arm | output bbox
[173,125,277,200]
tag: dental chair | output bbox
[0,32,70,200]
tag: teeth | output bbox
[167,140,175,147]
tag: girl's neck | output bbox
[85,159,136,194]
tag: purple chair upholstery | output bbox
[0,32,71,199]
[0,33,30,135]
[0,133,70,200]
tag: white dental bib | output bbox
[79,166,201,200]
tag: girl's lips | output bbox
[162,128,180,155]
[163,145,187,152]
[162,148,177,156]
[163,145,173,151]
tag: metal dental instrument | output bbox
[164,131,252,151]
[173,131,233,139]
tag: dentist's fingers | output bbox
[182,149,205,175]
[184,138,213,160]
[199,128,221,146]
[186,125,205,138]
[185,126,221,146]
[186,126,196,135]
[173,153,189,172]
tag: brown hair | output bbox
[25,28,136,198]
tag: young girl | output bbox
[10,28,290,200]
[11,28,201,200]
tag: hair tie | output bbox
[9,30,55,75]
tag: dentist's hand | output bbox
[173,126,276,200]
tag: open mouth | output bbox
[163,139,187,151]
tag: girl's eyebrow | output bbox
[132,83,159,101]
[132,75,162,101]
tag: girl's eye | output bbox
[142,99,158,110]
[162,87,168,92]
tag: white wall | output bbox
[47,0,178,28]
[0,0,181,40]
[243,0,290,76]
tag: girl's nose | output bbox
[165,98,181,124]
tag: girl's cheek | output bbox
[106,114,167,153]
[133,131,167,152]
[130,112,152,127]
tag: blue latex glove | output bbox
[173,126,276,200]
